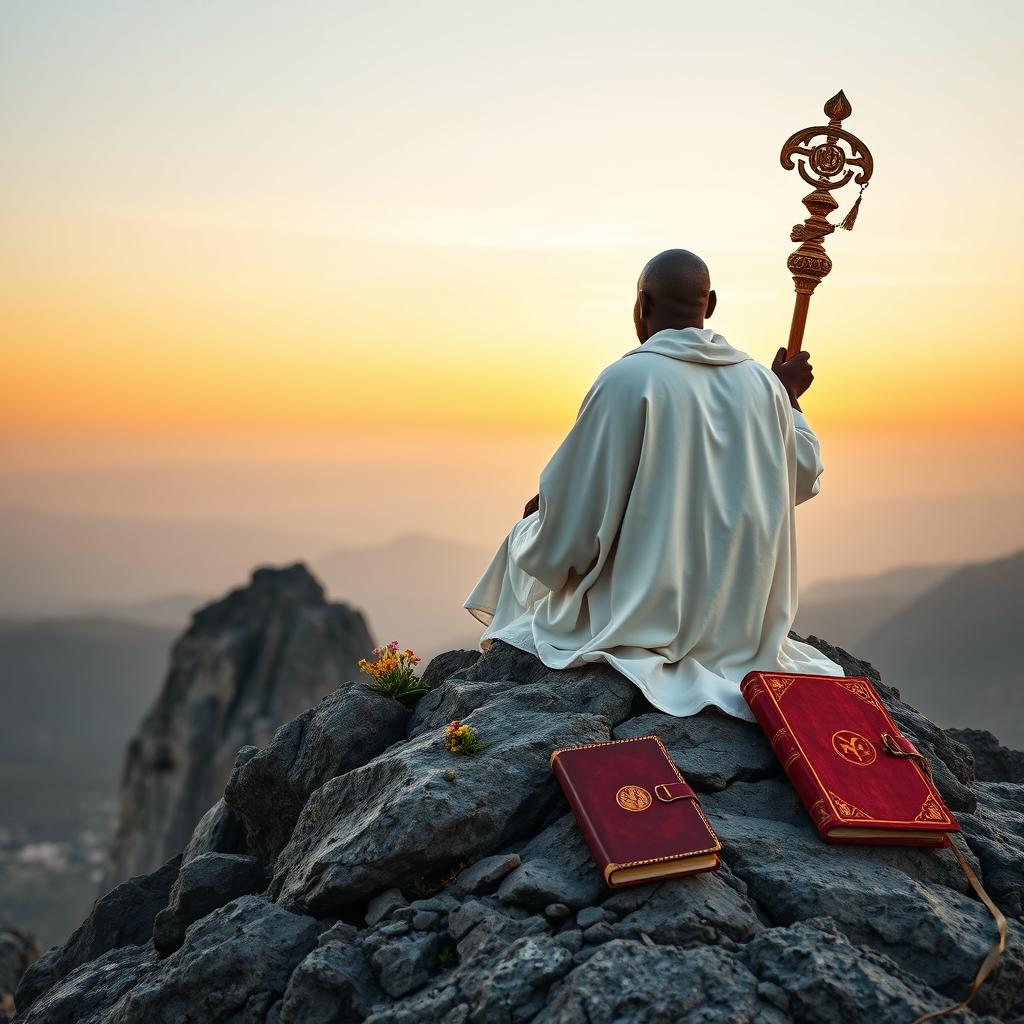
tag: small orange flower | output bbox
[359,642,427,705]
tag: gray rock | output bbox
[14,852,181,1013]
[544,904,570,923]
[408,639,637,738]
[613,707,778,792]
[497,814,605,911]
[409,892,458,909]
[369,930,442,998]
[448,899,548,961]
[20,897,317,1024]
[413,911,440,931]
[950,727,1024,783]
[225,682,409,866]
[599,882,660,916]
[102,564,375,889]
[708,805,1024,1017]
[581,922,614,944]
[152,852,266,955]
[180,798,248,865]
[535,939,778,1024]
[14,943,159,1024]
[746,918,968,1023]
[279,941,383,1023]
[959,780,1024,917]
[317,921,359,946]
[454,853,522,894]
[0,924,42,1023]
[574,907,604,930]
[410,893,460,914]
[757,980,790,1012]
[457,934,572,1023]
[420,648,482,689]
[131,896,316,1023]
[364,932,573,1024]
[366,888,409,927]
[611,873,760,948]
[270,697,611,913]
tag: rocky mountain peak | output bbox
[189,564,327,631]
[12,629,1024,1023]
[99,563,374,892]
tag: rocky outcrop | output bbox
[950,728,1024,784]
[0,925,42,1024]
[18,637,1024,1023]
[101,564,374,890]
[13,854,182,1011]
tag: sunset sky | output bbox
[2,1,1022,592]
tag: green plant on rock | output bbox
[436,941,458,969]
[402,853,485,901]
[358,640,428,705]
[405,875,436,900]
[444,720,485,755]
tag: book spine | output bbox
[742,679,836,839]
[551,756,614,877]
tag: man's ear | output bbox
[705,289,717,319]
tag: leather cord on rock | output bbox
[909,832,1007,1024]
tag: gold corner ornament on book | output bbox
[741,671,1007,1023]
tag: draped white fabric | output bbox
[463,327,843,720]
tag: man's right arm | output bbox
[791,407,824,503]
[772,347,823,503]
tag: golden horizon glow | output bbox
[4,206,1023,438]
[1,0,1023,584]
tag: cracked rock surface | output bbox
[14,636,1024,1023]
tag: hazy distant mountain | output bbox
[75,593,209,630]
[313,532,492,662]
[0,617,175,775]
[0,507,330,617]
[857,549,1024,749]
[0,616,176,945]
[795,563,958,651]
[0,509,490,662]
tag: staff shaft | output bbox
[787,293,811,359]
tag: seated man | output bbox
[463,249,842,721]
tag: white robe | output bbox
[462,326,843,721]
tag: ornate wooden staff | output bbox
[781,90,874,357]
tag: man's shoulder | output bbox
[599,349,777,387]
[587,354,651,394]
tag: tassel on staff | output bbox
[839,182,868,231]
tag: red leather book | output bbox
[550,735,721,886]
[741,671,960,846]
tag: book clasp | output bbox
[654,781,696,803]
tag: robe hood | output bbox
[622,326,750,366]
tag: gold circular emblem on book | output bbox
[831,729,877,766]
[615,785,652,812]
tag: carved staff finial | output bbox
[780,89,874,357]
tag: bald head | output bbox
[633,249,716,342]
